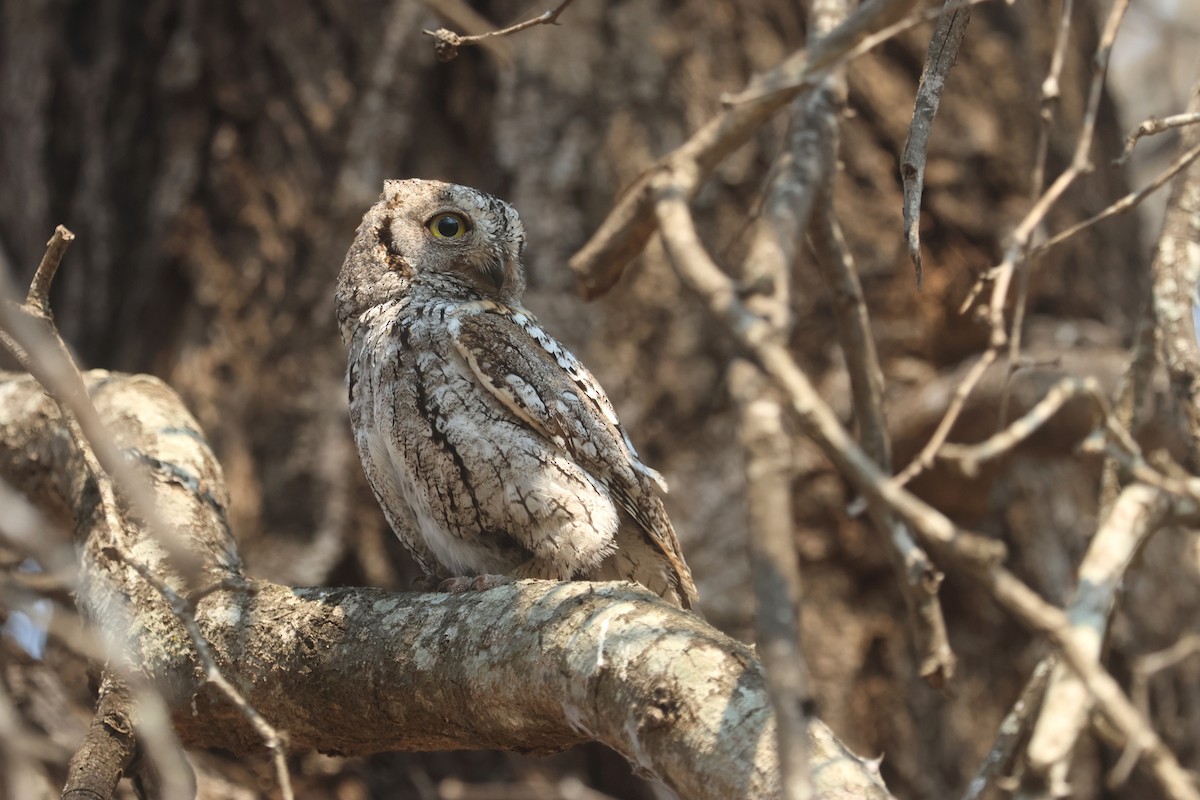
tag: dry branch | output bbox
[962,657,1054,800]
[422,0,576,62]
[650,171,1200,800]
[900,0,972,286]
[731,363,811,800]
[568,0,924,298]
[1117,110,1200,164]
[1148,76,1200,467]
[731,3,858,792]
[898,0,1131,488]
[1035,139,1200,256]
[1022,485,1177,796]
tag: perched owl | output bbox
[335,179,699,610]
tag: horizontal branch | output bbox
[0,370,894,800]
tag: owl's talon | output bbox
[438,574,517,594]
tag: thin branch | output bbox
[652,170,1005,564]
[810,206,955,684]
[962,656,1054,800]
[893,347,998,486]
[731,362,812,800]
[729,1,862,782]
[26,225,74,318]
[999,0,1074,429]
[898,0,1131,487]
[650,172,1200,800]
[900,0,973,287]
[1116,111,1200,164]
[0,231,203,582]
[1034,140,1200,256]
[1022,485,1177,795]
[1030,0,1075,202]
[1117,634,1200,787]
[939,376,1105,477]
[422,0,576,62]
[1146,76,1200,467]
[723,0,986,105]
[937,374,1200,505]
[569,0,925,298]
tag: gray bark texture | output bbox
[0,369,891,800]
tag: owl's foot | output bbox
[438,574,517,594]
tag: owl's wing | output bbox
[448,306,698,608]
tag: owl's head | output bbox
[335,179,527,343]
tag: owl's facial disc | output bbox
[412,198,524,299]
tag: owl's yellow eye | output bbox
[428,213,467,239]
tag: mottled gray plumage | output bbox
[335,179,699,609]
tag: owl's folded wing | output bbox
[448,307,697,606]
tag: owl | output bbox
[335,179,699,610]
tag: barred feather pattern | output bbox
[336,179,698,609]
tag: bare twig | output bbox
[0,230,202,582]
[1034,140,1200,256]
[962,657,1054,800]
[893,348,998,486]
[729,2,862,784]
[998,0,1075,430]
[937,374,1200,504]
[898,0,1131,487]
[651,172,1200,800]
[939,377,1105,477]
[26,225,74,318]
[1116,634,1200,787]
[422,0,577,62]
[569,0,925,298]
[723,0,988,105]
[652,170,1004,564]
[1030,0,1075,202]
[810,205,955,684]
[1116,111,1200,164]
[900,0,973,287]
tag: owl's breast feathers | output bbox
[445,299,698,608]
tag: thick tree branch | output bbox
[0,370,894,800]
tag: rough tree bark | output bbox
[0,368,892,800]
